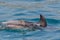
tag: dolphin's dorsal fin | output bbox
[40,14,47,27]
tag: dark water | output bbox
[0,0,60,40]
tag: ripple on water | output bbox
[13,13,26,16]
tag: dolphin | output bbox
[0,14,47,30]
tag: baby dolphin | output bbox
[0,14,47,30]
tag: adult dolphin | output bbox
[0,14,47,30]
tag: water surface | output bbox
[0,0,60,40]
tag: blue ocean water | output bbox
[0,0,60,40]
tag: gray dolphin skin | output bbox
[0,14,47,30]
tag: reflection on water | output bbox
[0,0,60,40]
